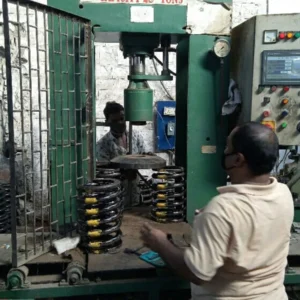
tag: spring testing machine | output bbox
[1,0,300,298]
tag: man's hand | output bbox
[140,223,168,252]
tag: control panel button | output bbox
[279,32,286,39]
[295,32,300,39]
[287,32,294,39]
[281,109,289,117]
[297,123,300,132]
[261,120,275,131]
[270,86,277,92]
[263,97,271,105]
[281,122,288,129]
[281,98,289,105]
[283,86,290,93]
[263,110,271,117]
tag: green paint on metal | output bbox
[48,13,91,227]
[124,82,153,121]
[120,32,160,57]
[128,74,173,81]
[0,277,190,298]
[176,35,229,224]
[48,0,187,34]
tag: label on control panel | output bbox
[80,0,187,5]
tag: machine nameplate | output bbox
[79,0,187,5]
[201,146,216,154]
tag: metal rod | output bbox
[2,0,18,268]
[34,5,45,250]
[85,23,94,182]
[128,122,133,154]
[43,8,52,245]
[26,2,37,256]
[16,1,28,256]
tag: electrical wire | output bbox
[153,55,177,76]
[152,58,175,100]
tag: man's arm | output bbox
[155,234,204,285]
[140,212,231,285]
[95,138,111,162]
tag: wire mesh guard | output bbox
[77,178,124,254]
[2,0,93,267]
[151,167,186,223]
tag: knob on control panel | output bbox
[281,109,289,117]
[297,123,300,133]
[283,86,290,93]
[281,98,289,105]
[263,110,271,118]
[281,122,288,129]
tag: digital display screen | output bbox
[262,50,300,85]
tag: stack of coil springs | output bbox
[138,176,153,205]
[151,167,186,223]
[78,178,124,254]
[0,183,10,233]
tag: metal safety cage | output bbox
[2,0,93,267]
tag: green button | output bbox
[282,122,288,128]
[294,32,300,39]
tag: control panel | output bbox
[155,100,176,151]
[231,14,300,146]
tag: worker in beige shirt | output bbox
[140,122,294,299]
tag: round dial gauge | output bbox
[213,39,231,58]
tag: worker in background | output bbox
[140,122,293,300]
[96,101,146,207]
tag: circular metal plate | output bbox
[110,154,166,170]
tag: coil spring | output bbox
[138,176,153,205]
[96,164,122,179]
[151,166,186,223]
[0,183,10,233]
[78,178,124,254]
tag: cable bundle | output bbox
[151,166,186,223]
[78,178,124,254]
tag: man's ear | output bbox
[235,153,245,167]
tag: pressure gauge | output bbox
[213,39,231,58]
[263,30,278,44]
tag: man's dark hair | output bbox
[103,102,124,120]
[232,122,279,176]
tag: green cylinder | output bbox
[124,81,153,122]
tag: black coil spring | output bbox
[151,166,186,223]
[0,183,10,233]
[77,178,124,254]
[138,176,153,205]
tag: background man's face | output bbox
[107,110,126,134]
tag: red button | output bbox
[265,124,273,129]
[279,32,286,39]
[283,86,290,92]
[263,110,271,117]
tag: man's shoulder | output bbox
[97,131,112,144]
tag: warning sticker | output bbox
[80,0,187,5]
